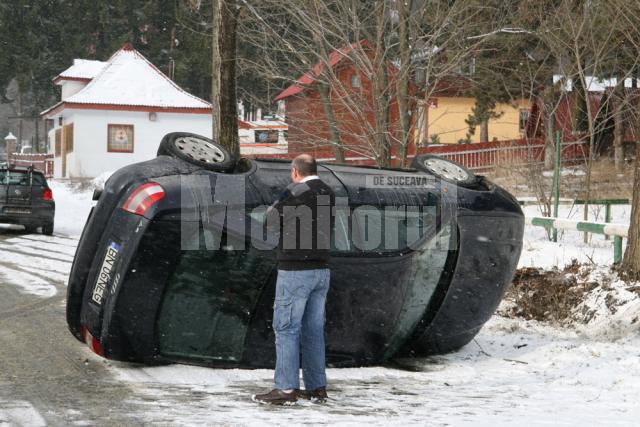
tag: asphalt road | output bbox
[0,228,148,426]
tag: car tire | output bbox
[157,132,236,172]
[411,154,476,186]
[42,222,54,236]
[23,225,37,234]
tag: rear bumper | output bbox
[76,209,148,354]
[0,205,54,226]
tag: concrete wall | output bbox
[49,109,212,178]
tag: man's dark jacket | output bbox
[268,178,335,270]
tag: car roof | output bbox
[0,166,45,175]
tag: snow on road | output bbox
[0,400,46,427]
[108,316,640,425]
[1,178,638,425]
[0,181,90,297]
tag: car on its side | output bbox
[0,166,55,235]
[67,132,523,368]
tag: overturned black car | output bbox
[67,132,523,368]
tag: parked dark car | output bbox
[0,166,55,235]
[67,132,523,368]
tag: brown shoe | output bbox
[252,389,297,405]
[296,387,328,402]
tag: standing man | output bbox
[253,154,335,405]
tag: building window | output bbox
[350,74,361,88]
[108,124,134,153]
[519,110,530,133]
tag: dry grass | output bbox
[487,157,635,199]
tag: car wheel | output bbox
[411,154,476,185]
[24,225,37,234]
[42,222,54,236]
[157,132,235,172]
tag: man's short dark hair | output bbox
[292,154,317,177]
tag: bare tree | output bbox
[614,0,640,275]
[182,0,240,156]
[238,0,481,166]
[218,0,240,158]
[535,0,639,241]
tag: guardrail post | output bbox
[614,236,623,264]
[552,131,561,242]
[605,203,612,240]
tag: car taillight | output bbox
[82,325,104,356]
[122,182,165,216]
[43,188,53,201]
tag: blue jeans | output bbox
[273,268,330,391]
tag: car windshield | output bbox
[0,170,46,186]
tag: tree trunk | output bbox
[480,119,489,143]
[544,106,555,170]
[317,82,345,163]
[613,80,625,173]
[396,0,412,167]
[621,139,640,275]
[572,73,588,134]
[311,26,345,163]
[211,0,222,141]
[17,90,23,151]
[218,0,240,158]
[34,117,39,153]
[579,73,595,243]
[372,0,391,167]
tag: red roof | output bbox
[274,41,370,102]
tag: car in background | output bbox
[0,166,55,235]
[67,132,524,368]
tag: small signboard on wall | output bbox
[255,130,279,144]
[108,124,134,153]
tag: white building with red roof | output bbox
[42,43,213,178]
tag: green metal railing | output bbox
[520,198,630,242]
[525,216,628,263]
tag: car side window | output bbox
[0,171,45,186]
[351,204,438,253]
[32,174,46,186]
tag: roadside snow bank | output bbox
[572,267,640,340]
[48,180,93,237]
[90,171,114,191]
[501,264,640,340]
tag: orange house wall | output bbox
[285,63,415,162]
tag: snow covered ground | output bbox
[107,316,640,426]
[1,179,638,425]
